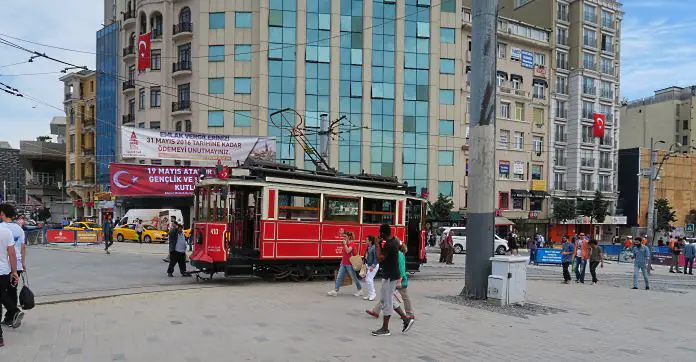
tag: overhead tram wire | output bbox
[0,1,445,61]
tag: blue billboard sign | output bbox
[521,50,534,69]
[535,248,563,264]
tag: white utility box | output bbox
[488,256,527,305]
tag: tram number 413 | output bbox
[210,228,220,235]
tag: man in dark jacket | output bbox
[103,215,113,254]
[166,222,190,277]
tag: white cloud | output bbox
[620,15,696,99]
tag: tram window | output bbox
[362,198,396,225]
[198,187,209,221]
[278,191,320,221]
[324,196,360,223]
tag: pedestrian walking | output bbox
[574,233,589,283]
[166,222,190,277]
[135,219,144,244]
[0,204,25,329]
[371,224,414,336]
[528,237,537,265]
[561,236,574,284]
[631,236,650,290]
[669,237,683,273]
[363,236,379,301]
[439,231,449,263]
[683,239,695,275]
[588,239,603,284]
[0,222,19,348]
[328,231,362,297]
[396,242,414,319]
[444,230,454,264]
[102,215,113,254]
[507,232,519,256]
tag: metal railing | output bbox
[123,46,135,57]
[122,114,134,124]
[173,22,193,35]
[122,80,135,91]
[172,100,191,113]
[172,60,192,73]
[123,9,135,22]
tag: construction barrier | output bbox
[45,229,102,245]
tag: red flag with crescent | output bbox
[593,113,605,138]
[137,32,151,71]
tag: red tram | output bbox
[189,162,427,281]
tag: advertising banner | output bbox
[535,248,563,264]
[521,50,534,69]
[499,161,510,174]
[120,126,276,163]
[46,230,75,244]
[77,231,99,244]
[110,163,217,197]
[511,48,522,61]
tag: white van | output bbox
[439,227,509,255]
[118,209,184,231]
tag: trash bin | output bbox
[488,256,527,305]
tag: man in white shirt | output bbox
[0,203,25,329]
[0,216,19,348]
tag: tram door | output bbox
[405,198,425,261]
[228,187,262,255]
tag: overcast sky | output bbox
[0,0,693,147]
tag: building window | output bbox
[208,110,224,127]
[499,192,509,209]
[440,27,455,44]
[532,164,543,180]
[208,78,224,94]
[556,100,567,119]
[175,121,182,131]
[581,173,593,191]
[441,0,456,13]
[69,135,75,153]
[497,43,506,59]
[497,74,505,86]
[684,135,690,147]
[601,10,614,29]
[150,87,161,108]
[235,44,252,61]
[554,148,566,166]
[556,26,568,45]
[234,77,251,94]
[533,136,543,155]
[416,22,430,38]
[138,88,145,109]
[684,119,689,130]
[150,121,160,130]
[554,172,566,190]
[512,196,524,210]
[498,130,510,149]
[234,110,252,127]
[209,12,225,29]
[438,181,453,197]
[440,58,455,74]
[533,81,546,99]
[209,45,225,62]
[534,52,545,66]
[236,12,252,28]
[150,49,161,70]
[557,2,568,21]
[530,198,543,211]
[556,51,568,70]
[601,34,614,53]
[438,151,454,166]
[138,122,145,128]
[582,101,595,119]
[440,89,454,105]
[582,125,594,143]
[513,131,524,150]
[185,120,192,132]
[583,77,595,95]
[583,52,596,70]
[439,119,454,136]
[584,4,597,23]
[500,102,510,119]
[513,161,525,180]
[515,102,524,121]
[583,29,597,48]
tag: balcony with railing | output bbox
[122,114,134,124]
[64,93,74,102]
[172,61,192,77]
[82,117,95,128]
[151,28,163,40]
[173,22,193,39]
[172,100,191,114]
[122,9,136,26]
[122,79,135,92]
[123,45,135,59]
[82,147,95,158]
[581,158,595,167]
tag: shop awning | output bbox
[511,189,533,198]
[495,216,514,226]
[510,74,523,83]
[530,190,550,199]
[497,70,508,80]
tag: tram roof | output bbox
[198,161,417,195]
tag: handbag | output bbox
[349,254,363,271]
[359,263,367,278]
[19,272,35,310]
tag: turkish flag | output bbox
[593,113,605,138]
[137,32,151,71]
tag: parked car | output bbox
[439,226,509,255]
[114,223,168,243]
[64,221,102,231]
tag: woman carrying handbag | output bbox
[327,232,363,297]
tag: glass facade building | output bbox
[96,22,119,186]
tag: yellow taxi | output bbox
[114,224,169,243]
[64,221,102,231]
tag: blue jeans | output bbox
[335,264,362,291]
[574,257,587,283]
[633,264,649,288]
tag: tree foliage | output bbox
[430,193,454,221]
[655,198,677,232]
[578,190,609,224]
[552,198,576,223]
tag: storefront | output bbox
[548,216,628,243]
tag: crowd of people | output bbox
[328,224,415,337]
[0,203,28,348]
